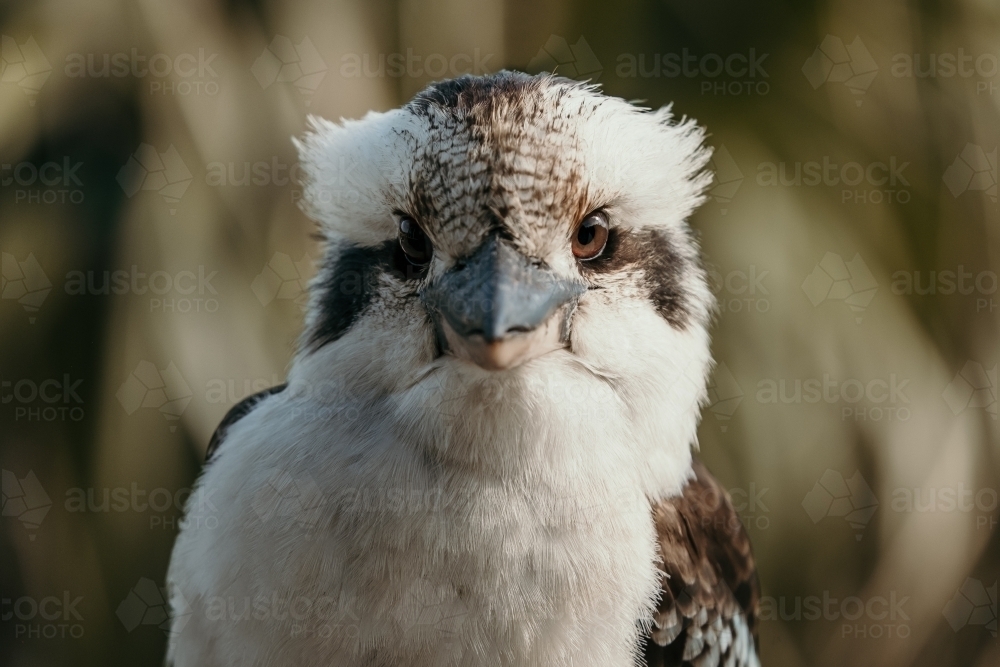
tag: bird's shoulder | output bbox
[642,460,760,667]
[204,384,287,463]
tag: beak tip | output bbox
[438,318,566,372]
[420,236,585,365]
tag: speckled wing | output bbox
[642,460,761,667]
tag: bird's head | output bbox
[291,72,715,480]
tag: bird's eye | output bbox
[398,216,434,266]
[572,211,609,260]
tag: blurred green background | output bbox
[1,0,998,665]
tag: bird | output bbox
[167,70,760,667]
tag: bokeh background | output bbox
[1,0,998,665]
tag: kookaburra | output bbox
[168,71,760,667]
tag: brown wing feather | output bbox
[642,460,760,667]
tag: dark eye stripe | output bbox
[643,230,693,330]
[580,227,693,330]
[306,242,391,351]
[306,240,430,351]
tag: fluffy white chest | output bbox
[167,389,666,667]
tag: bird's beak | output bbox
[420,236,585,371]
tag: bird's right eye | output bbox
[398,216,434,266]
[572,210,609,261]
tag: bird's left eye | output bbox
[572,211,609,261]
[398,216,434,266]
